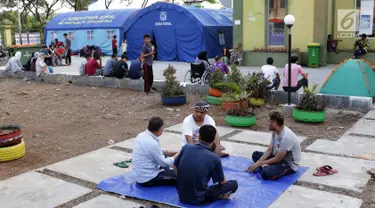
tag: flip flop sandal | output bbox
[113,161,129,168]
[313,170,329,177]
[125,159,132,163]
[220,153,230,158]
[316,165,338,174]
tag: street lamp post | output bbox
[284,14,295,105]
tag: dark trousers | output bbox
[252,151,295,180]
[282,78,308,92]
[65,49,71,65]
[354,49,366,58]
[138,169,177,187]
[112,47,117,55]
[143,64,154,93]
[202,180,238,204]
[267,77,280,90]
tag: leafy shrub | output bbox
[162,65,185,97]
[209,69,225,89]
[227,108,255,117]
[246,72,271,99]
[296,84,326,111]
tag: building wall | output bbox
[242,0,266,51]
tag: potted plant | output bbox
[225,108,256,127]
[161,65,186,106]
[246,72,270,106]
[207,69,225,105]
[293,84,326,123]
[220,93,242,111]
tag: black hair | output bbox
[144,34,151,39]
[199,125,217,144]
[362,34,367,38]
[42,45,47,48]
[63,33,68,36]
[269,111,284,126]
[85,54,91,59]
[266,57,274,65]
[121,54,128,60]
[94,53,100,60]
[49,44,53,48]
[113,35,117,39]
[291,56,299,63]
[148,117,164,132]
[111,53,117,58]
[328,34,332,38]
[215,55,221,61]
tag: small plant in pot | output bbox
[225,108,256,127]
[246,72,270,106]
[293,84,326,123]
[207,69,225,105]
[161,65,186,106]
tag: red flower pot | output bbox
[221,101,242,111]
[209,88,222,97]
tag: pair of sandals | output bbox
[113,159,132,168]
[313,165,338,176]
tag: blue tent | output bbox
[124,3,233,62]
[45,9,139,55]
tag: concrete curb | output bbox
[0,70,372,112]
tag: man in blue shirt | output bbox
[128,58,143,79]
[132,117,179,186]
[103,54,118,77]
[173,125,238,205]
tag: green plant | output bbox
[296,84,326,112]
[214,82,241,94]
[220,93,241,102]
[162,65,185,97]
[227,108,255,117]
[227,65,245,87]
[209,69,225,89]
[246,72,271,99]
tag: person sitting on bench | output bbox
[246,111,301,180]
[181,101,228,157]
[132,116,179,187]
[174,125,238,205]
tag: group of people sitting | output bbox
[5,51,54,77]
[327,33,370,59]
[132,101,301,205]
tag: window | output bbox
[219,32,225,45]
[356,0,375,37]
[68,32,75,40]
[267,0,287,46]
[87,30,94,40]
[107,30,115,40]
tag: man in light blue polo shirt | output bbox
[103,54,118,77]
[132,116,179,186]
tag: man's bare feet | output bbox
[220,193,231,199]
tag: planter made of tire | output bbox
[207,96,221,105]
[0,139,26,162]
[293,109,326,123]
[249,97,265,106]
[221,101,241,111]
[225,115,256,127]
[0,125,22,147]
[209,88,222,97]
[0,135,23,147]
[161,95,187,106]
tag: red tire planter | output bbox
[0,125,23,147]
[221,101,242,111]
[209,88,222,97]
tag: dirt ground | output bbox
[0,78,363,180]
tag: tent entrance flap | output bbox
[153,27,178,61]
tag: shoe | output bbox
[151,87,157,91]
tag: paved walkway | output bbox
[49,56,335,91]
[2,110,375,207]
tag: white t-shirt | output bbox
[181,114,216,146]
[261,64,279,86]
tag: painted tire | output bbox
[209,88,222,97]
[293,109,326,123]
[225,115,256,127]
[0,125,22,141]
[207,96,221,105]
[249,97,265,106]
[0,139,26,162]
[161,95,186,106]
[221,101,242,111]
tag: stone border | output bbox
[1,70,372,111]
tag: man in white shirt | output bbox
[181,101,229,157]
[261,57,280,90]
[132,117,179,186]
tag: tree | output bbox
[63,0,91,11]
[104,0,115,9]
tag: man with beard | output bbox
[181,101,228,157]
[246,111,301,180]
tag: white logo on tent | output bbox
[160,12,167,22]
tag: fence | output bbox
[14,32,41,45]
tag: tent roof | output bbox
[125,2,232,31]
[46,9,139,31]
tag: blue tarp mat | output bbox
[97,156,308,208]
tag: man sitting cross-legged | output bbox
[246,111,301,180]
[181,101,229,157]
[132,116,179,186]
[174,125,238,205]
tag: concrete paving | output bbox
[269,185,363,208]
[73,195,141,208]
[45,148,132,184]
[306,135,375,160]
[363,109,375,119]
[0,172,91,208]
[49,56,335,90]
[347,119,375,136]
[227,130,306,146]
[166,123,235,137]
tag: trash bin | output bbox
[8,44,42,66]
[307,43,321,68]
